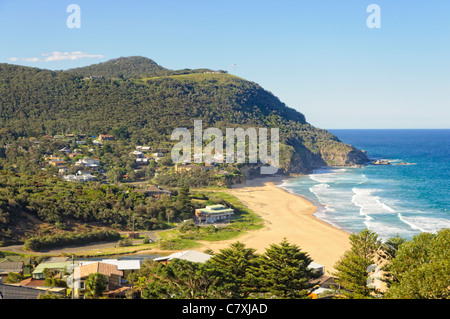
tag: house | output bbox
[63,172,96,182]
[58,167,69,175]
[152,152,164,158]
[0,262,24,278]
[32,261,72,279]
[99,134,114,141]
[195,204,234,224]
[92,140,103,146]
[0,278,64,299]
[50,160,67,167]
[76,140,86,145]
[136,146,151,151]
[79,259,140,284]
[135,185,171,199]
[136,158,149,164]
[59,147,71,153]
[308,262,325,276]
[75,157,100,168]
[72,262,123,298]
[68,152,83,158]
[131,150,144,157]
[153,251,212,264]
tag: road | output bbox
[0,231,159,256]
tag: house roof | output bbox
[75,262,123,279]
[196,204,234,215]
[0,262,24,274]
[154,250,212,263]
[32,262,70,275]
[0,283,45,299]
[80,259,140,271]
[18,278,46,287]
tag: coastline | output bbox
[198,175,351,275]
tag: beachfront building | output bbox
[194,204,234,224]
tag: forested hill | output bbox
[0,56,368,173]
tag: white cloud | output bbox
[8,51,104,63]
[41,51,105,62]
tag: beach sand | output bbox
[199,176,351,275]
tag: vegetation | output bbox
[84,273,109,299]
[134,239,318,299]
[383,228,450,299]
[0,57,367,177]
[331,229,381,299]
[23,229,121,252]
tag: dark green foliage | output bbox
[384,228,450,299]
[84,272,109,298]
[332,229,381,299]
[205,241,259,298]
[23,229,121,251]
[249,238,318,299]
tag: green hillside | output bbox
[0,57,368,173]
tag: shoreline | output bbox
[198,175,351,275]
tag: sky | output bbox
[0,0,449,129]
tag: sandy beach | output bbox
[199,176,351,275]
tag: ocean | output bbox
[279,129,450,241]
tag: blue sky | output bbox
[0,0,449,129]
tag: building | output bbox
[32,261,73,280]
[50,160,68,167]
[0,262,24,278]
[0,278,64,299]
[99,134,114,141]
[153,251,212,264]
[63,171,96,182]
[79,259,140,284]
[135,185,171,199]
[75,157,100,168]
[195,204,234,224]
[72,262,123,298]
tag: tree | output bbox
[378,235,407,287]
[250,238,318,299]
[384,228,450,299]
[205,241,259,298]
[5,272,23,283]
[84,273,108,298]
[143,259,224,299]
[331,229,381,299]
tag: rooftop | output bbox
[154,250,212,263]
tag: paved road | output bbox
[0,231,159,255]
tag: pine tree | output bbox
[205,241,259,298]
[250,238,318,299]
[332,229,381,299]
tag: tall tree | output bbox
[332,229,381,299]
[205,241,259,298]
[378,235,407,288]
[250,238,318,299]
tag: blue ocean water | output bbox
[279,129,450,241]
